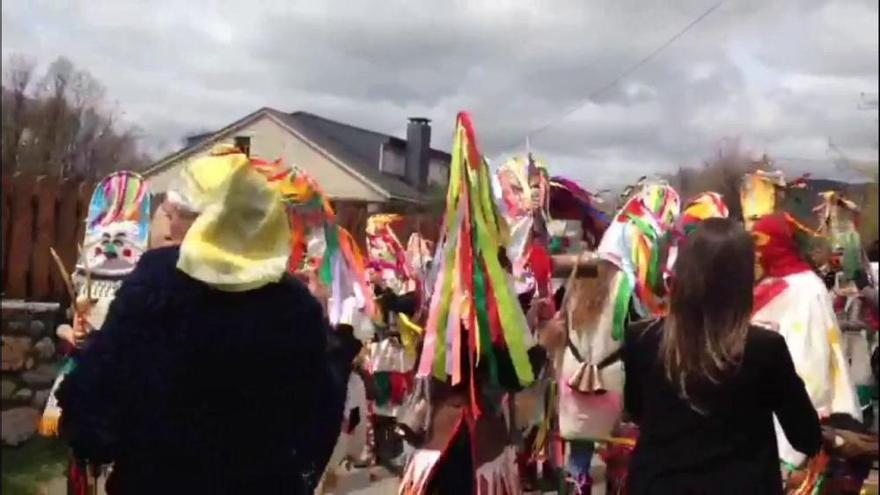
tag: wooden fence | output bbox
[1,175,442,303]
[2,174,98,302]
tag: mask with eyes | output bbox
[79,171,151,278]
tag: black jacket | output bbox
[623,320,822,495]
[57,246,352,494]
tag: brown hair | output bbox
[661,217,755,412]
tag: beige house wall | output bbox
[146,115,385,202]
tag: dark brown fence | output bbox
[2,179,442,302]
[2,174,97,302]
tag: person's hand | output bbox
[69,298,95,346]
[538,312,567,351]
[526,296,553,329]
[307,274,330,313]
[824,428,879,459]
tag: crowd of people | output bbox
[40,113,878,495]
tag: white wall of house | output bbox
[146,114,385,202]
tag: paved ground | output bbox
[34,460,879,494]
[322,458,609,494]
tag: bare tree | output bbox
[1,54,36,172]
[2,54,151,179]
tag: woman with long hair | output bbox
[623,217,822,494]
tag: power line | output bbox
[492,0,727,160]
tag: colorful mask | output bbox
[406,232,433,281]
[252,157,373,324]
[80,171,151,278]
[366,213,413,296]
[496,156,551,296]
[740,170,786,231]
[679,192,729,236]
[597,178,680,339]
[751,213,814,280]
[664,192,730,289]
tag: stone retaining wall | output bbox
[1,301,64,447]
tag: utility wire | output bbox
[491,0,727,160]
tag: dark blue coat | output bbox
[57,246,353,494]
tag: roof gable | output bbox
[146,108,450,202]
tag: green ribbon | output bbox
[612,275,632,341]
[319,223,339,286]
[472,225,498,386]
[373,372,391,407]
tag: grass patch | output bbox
[2,436,69,495]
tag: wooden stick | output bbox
[49,247,77,302]
[550,252,599,278]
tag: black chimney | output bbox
[405,118,431,191]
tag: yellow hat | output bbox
[176,145,291,292]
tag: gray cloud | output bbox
[2,0,876,189]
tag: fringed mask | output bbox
[597,177,681,335]
[253,158,373,324]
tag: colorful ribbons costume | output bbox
[401,113,534,495]
[251,157,374,326]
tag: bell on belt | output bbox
[567,363,606,395]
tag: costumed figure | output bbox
[39,171,151,494]
[251,158,375,489]
[499,161,615,492]
[748,209,862,493]
[555,178,680,494]
[494,155,562,491]
[364,213,421,472]
[816,192,877,412]
[399,112,542,495]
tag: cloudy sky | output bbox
[3,0,877,188]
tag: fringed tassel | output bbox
[791,450,829,495]
[39,359,74,438]
[474,445,520,495]
[398,449,442,495]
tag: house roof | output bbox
[145,107,450,202]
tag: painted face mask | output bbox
[80,171,151,278]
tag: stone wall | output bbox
[1,301,63,447]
